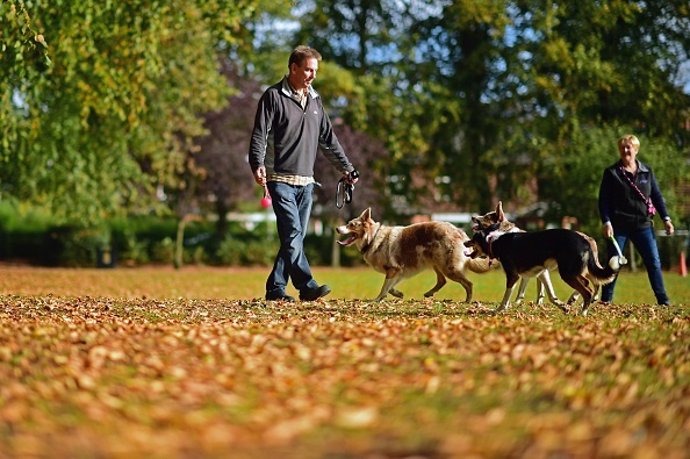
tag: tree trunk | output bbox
[175,214,201,269]
[331,220,341,268]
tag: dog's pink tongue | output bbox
[338,236,357,246]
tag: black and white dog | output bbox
[465,216,624,316]
[470,202,605,305]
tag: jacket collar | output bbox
[613,159,649,173]
[281,76,318,100]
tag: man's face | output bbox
[290,57,318,90]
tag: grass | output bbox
[0,265,687,305]
[0,265,688,458]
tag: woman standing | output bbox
[598,134,674,306]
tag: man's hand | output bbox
[253,166,267,186]
[343,170,359,185]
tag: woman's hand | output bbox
[664,219,674,236]
[602,222,614,239]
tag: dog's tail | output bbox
[465,257,501,273]
[586,250,622,285]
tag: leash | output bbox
[335,169,359,209]
[618,165,656,216]
[609,235,628,266]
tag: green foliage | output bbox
[524,0,690,138]
[291,0,690,218]
[43,225,110,267]
[3,0,689,226]
[150,237,175,264]
[216,236,278,266]
[0,202,288,267]
[0,202,377,267]
[0,0,259,222]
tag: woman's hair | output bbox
[617,134,641,151]
[288,46,322,68]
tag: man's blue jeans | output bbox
[602,225,670,305]
[265,182,319,297]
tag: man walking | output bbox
[248,46,358,302]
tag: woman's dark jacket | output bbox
[598,160,670,229]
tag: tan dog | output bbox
[336,208,498,301]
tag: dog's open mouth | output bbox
[337,235,358,246]
[463,240,482,258]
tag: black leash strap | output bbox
[335,170,359,209]
[335,179,352,209]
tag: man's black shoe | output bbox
[265,292,295,302]
[299,285,331,301]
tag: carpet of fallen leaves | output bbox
[1,291,689,459]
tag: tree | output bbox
[537,126,687,236]
[407,0,690,220]
[520,0,690,225]
[292,0,398,73]
[522,0,690,139]
[191,62,265,239]
[293,0,455,216]
[0,0,259,222]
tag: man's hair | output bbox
[288,46,322,68]
[617,134,641,151]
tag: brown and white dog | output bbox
[336,208,498,301]
[465,203,622,315]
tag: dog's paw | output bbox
[390,289,404,299]
[553,300,568,313]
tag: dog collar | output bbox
[485,232,499,260]
[360,224,381,255]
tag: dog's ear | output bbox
[497,201,505,222]
[359,207,372,221]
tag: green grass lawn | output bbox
[0,266,688,457]
[1,265,687,306]
[315,267,690,306]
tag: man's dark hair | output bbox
[288,46,322,68]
